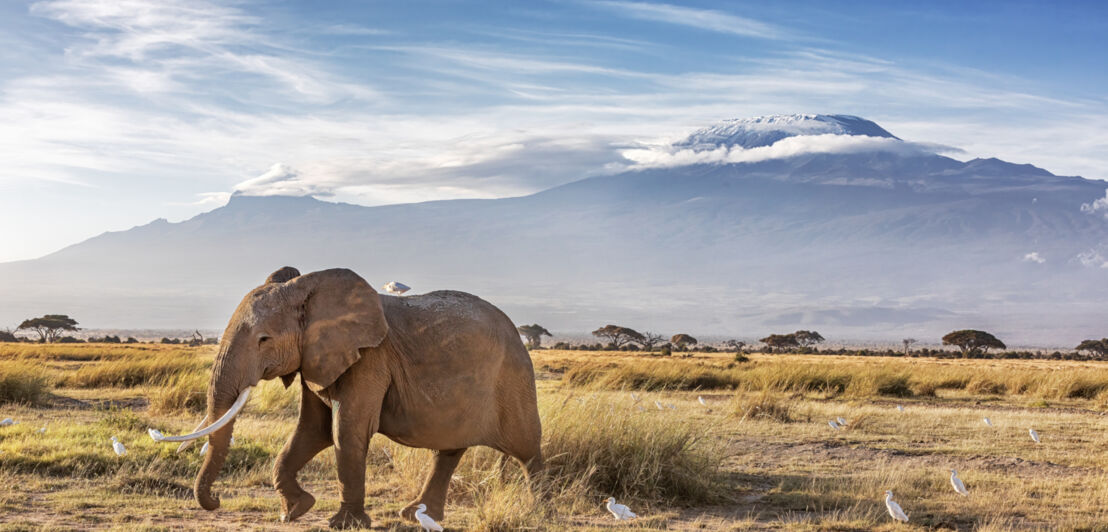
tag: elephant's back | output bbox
[381,290,529,364]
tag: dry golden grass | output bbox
[3,343,1108,530]
[0,361,51,406]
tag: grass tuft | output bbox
[0,362,51,406]
[149,372,207,414]
[539,393,728,505]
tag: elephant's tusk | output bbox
[150,388,251,443]
[171,415,210,452]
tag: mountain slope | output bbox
[2,116,1106,344]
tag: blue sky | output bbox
[0,0,1106,261]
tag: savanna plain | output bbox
[2,343,1108,531]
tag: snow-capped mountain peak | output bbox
[676,114,899,150]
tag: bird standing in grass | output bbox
[950,469,969,496]
[605,497,637,520]
[1029,428,1041,443]
[654,400,664,411]
[836,416,847,426]
[0,418,16,427]
[383,281,411,296]
[414,503,443,531]
[698,396,707,406]
[884,490,909,522]
[828,420,842,430]
[38,423,47,434]
[983,417,993,427]
[111,436,126,456]
[896,404,905,412]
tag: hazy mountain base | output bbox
[1,148,1106,345]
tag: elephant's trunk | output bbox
[194,354,260,511]
[194,405,235,510]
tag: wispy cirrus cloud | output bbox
[593,1,788,40]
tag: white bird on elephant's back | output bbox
[382,281,410,296]
[414,503,443,531]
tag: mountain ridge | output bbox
[3,115,1107,345]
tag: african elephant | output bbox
[158,267,543,529]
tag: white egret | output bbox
[896,404,905,412]
[654,400,664,411]
[1029,428,1041,443]
[698,396,707,406]
[836,417,847,426]
[949,469,969,496]
[983,417,993,427]
[38,423,47,434]
[147,428,164,440]
[111,436,126,456]
[884,490,909,522]
[605,497,637,520]
[828,420,842,430]
[413,503,443,531]
[383,281,411,296]
[0,418,16,427]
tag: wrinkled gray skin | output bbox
[194,267,542,529]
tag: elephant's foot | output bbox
[278,489,315,523]
[328,506,372,529]
[400,499,444,522]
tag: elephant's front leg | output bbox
[327,374,387,529]
[274,382,333,522]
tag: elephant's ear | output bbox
[293,269,389,389]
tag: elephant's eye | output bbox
[258,335,272,346]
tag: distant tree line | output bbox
[2,314,215,345]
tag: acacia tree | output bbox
[17,314,79,343]
[517,324,553,349]
[724,339,746,352]
[794,330,825,349]
[1076,339,1108,358]
[760,333,799,352]
[591,325,645,348]
[902,338,918,354]
[670,334,698,351]
[941,329,1005,357]
[639,331,665,351]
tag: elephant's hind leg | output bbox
[274,383,333,522]
[401,447,467,522]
